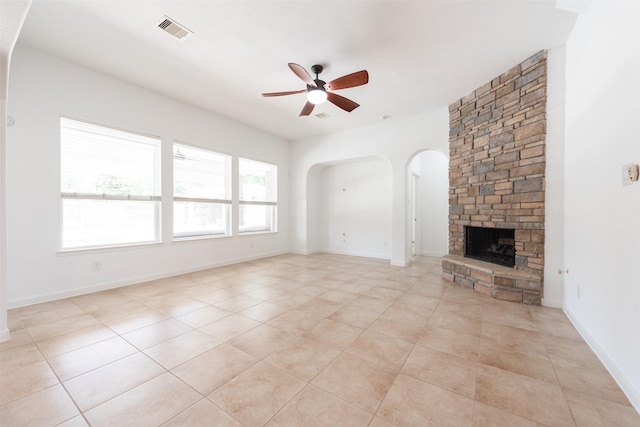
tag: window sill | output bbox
[238,231,278,236]
[172,234,232,243]
[57,241,163,255]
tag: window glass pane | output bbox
[173,201,230,238]
[60,118,161,249]
[239,158,277,202]
[239,204,276,233]
[239,158,277,234]
[62,199,159,249]
[61,118,160,197]
[173,142,231,238]
[173,144,230,200]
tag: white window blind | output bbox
[239,157,277,233]
[60,118,161,249]
[173,143,231,238]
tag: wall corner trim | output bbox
[390,259,409,267]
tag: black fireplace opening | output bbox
[465,226,515,267]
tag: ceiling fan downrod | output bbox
[311,64,324,79]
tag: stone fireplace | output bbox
[442,51,546,305]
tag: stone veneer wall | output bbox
[443,50,547,305]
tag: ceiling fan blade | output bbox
[299,101,315,116]
[327,92,360,112]
[262,89,306,97]
[289,63,316,87]
[326,70,369,91]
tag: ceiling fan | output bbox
[262,63,369,116]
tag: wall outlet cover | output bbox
[622,163,639,186]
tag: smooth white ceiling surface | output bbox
[15,0,578,141]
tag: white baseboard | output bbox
[7,250,289,309]
[320,248,391,261]
[541,297,563,308]
[289,249,320,256]
[563,304,640,413]
[419,251,446,257]
[0,328,10,343]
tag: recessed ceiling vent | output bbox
[157,16,192,40]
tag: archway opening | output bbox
[306,156,393,259]
[406,150,448,261]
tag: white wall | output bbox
[543,45,567,308]
[290,110,449,266]
[563,0,640,411]
[418,150,448,257]
[0,53,8,340]
[6,45,290,307]
[0,0,32,341]
[318,157,392,259]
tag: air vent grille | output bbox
[157,16,192,40]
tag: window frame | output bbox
[238,156,278,234]
[172,141,232,240]
[59,117,162,251]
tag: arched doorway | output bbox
[406,150,448,261]
[306,156,393,259]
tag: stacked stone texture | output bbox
[444,50,547,305]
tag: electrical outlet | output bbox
[92,261,102,271]
[622,163,639,186]
[577,283,580,299]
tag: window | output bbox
[60,118,161,249]
[239,157,277,233]
[173,143,231,238]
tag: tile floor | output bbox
[1,254,638,426]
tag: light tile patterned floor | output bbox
[1,254,638,426]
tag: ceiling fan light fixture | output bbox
[262,63,368,115]
[307,88,327,105]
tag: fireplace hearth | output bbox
[465,226,515,267]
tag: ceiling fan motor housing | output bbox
[307,80,327,91]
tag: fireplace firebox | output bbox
[465,226,515,268]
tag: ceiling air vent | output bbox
[157,16,192,40]
[315,113,331,119]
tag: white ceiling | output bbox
[15,0,578,141]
